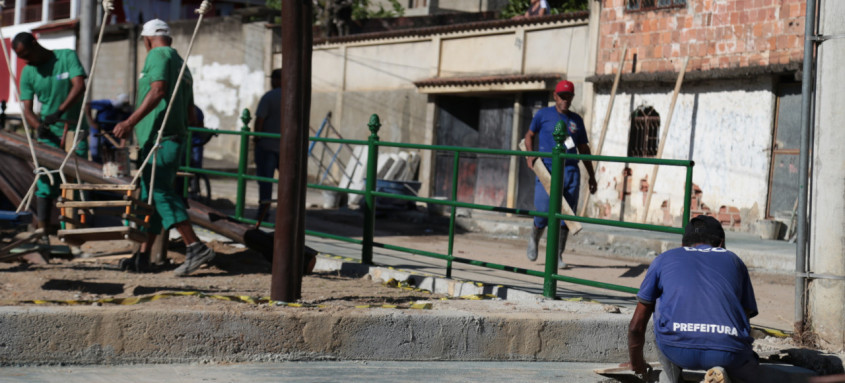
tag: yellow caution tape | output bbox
[16,291,326,308]
[751,325,790,338]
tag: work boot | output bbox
[119,248,152,273]
[558,227,570,269]
[174,242,216,277]
[703,366,730,383]
[526,225,544,261]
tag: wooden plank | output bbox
[124,196,154,212]
[579,43,628,217]
[518,139,583,234]
[60,184,137,191]
[59,215,86,228]
[57,200,133,208]
[641,56,689,223]
[121,213,150,229]
[58,226,147,244]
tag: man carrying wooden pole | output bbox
[273,0,313,301]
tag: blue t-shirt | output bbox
[637,245,758,353]
[528,106,588,168]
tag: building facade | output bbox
[587,0,805,236]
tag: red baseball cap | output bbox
[555,80,575,94]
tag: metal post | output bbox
[543,121,567,298]
[446,151,459,277]
[272,0,312,302]
[682,162,694,226]
[78,0,95,72]
[235,109,250,220]
[795,0,818,334]
[362,114,380,265]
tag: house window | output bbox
[627,106,660,158]
[627,0,685,11]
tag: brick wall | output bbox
[597,0,806,75]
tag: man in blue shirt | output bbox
[85,94,131,163]
[523,80,597,268]
[628,215,767,383]
[253,68,281,219]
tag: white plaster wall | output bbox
[524,27,590,79]
[344,41,433,91]
[439,33,520,77]
[188,54,265,135]
[588,78,774,226]
[312,48,344,92]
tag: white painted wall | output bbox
[188,55,265,131]
[589,78,775,227]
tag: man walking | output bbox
[628,215,768,383]
[114,19,214,276]
[15,32,88,233]
[523,80,597,268]
[253,68,281,219]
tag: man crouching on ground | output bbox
[627,215,773,383]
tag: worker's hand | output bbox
[525,156,535,168]
[621,359,651,378]
[113,120,134,139]
[42,111,62,126]
[35,124,50,139]
[588,175,597,194]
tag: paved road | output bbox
[0,361,615,382]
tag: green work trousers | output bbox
[138,138,188,234]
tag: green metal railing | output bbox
[180,109,695,298]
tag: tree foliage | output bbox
[499,0,588,19]
[264,0,404,20]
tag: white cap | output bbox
[140,19,170,37]
[112,93,129,106]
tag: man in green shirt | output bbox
[114,19,215,276]
[14,32,88,234]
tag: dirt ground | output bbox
[0,236,445,310]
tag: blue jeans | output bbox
[254,147,279,204]
[533,165,579,228]
[658,343,765,383]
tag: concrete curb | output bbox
[314,256,542,302]
[0,258,649,366]
[0,302,644,365]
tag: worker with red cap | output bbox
[523,80,597,268]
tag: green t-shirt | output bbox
[135,46,194,148]
[19,49,87,135]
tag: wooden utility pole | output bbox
[273,0,313,301]
[578,43,627,218]
[640,56,688,224]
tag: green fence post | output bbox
[446,151,460,278]
[363,114,380,265]
[682,161,695,227]
[543,121,568,298]
[235,108,251,220]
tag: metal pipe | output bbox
[273,0,311,302]
[796,0,818,333]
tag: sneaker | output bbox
[174,242,216,277]
[703,366,731,383]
